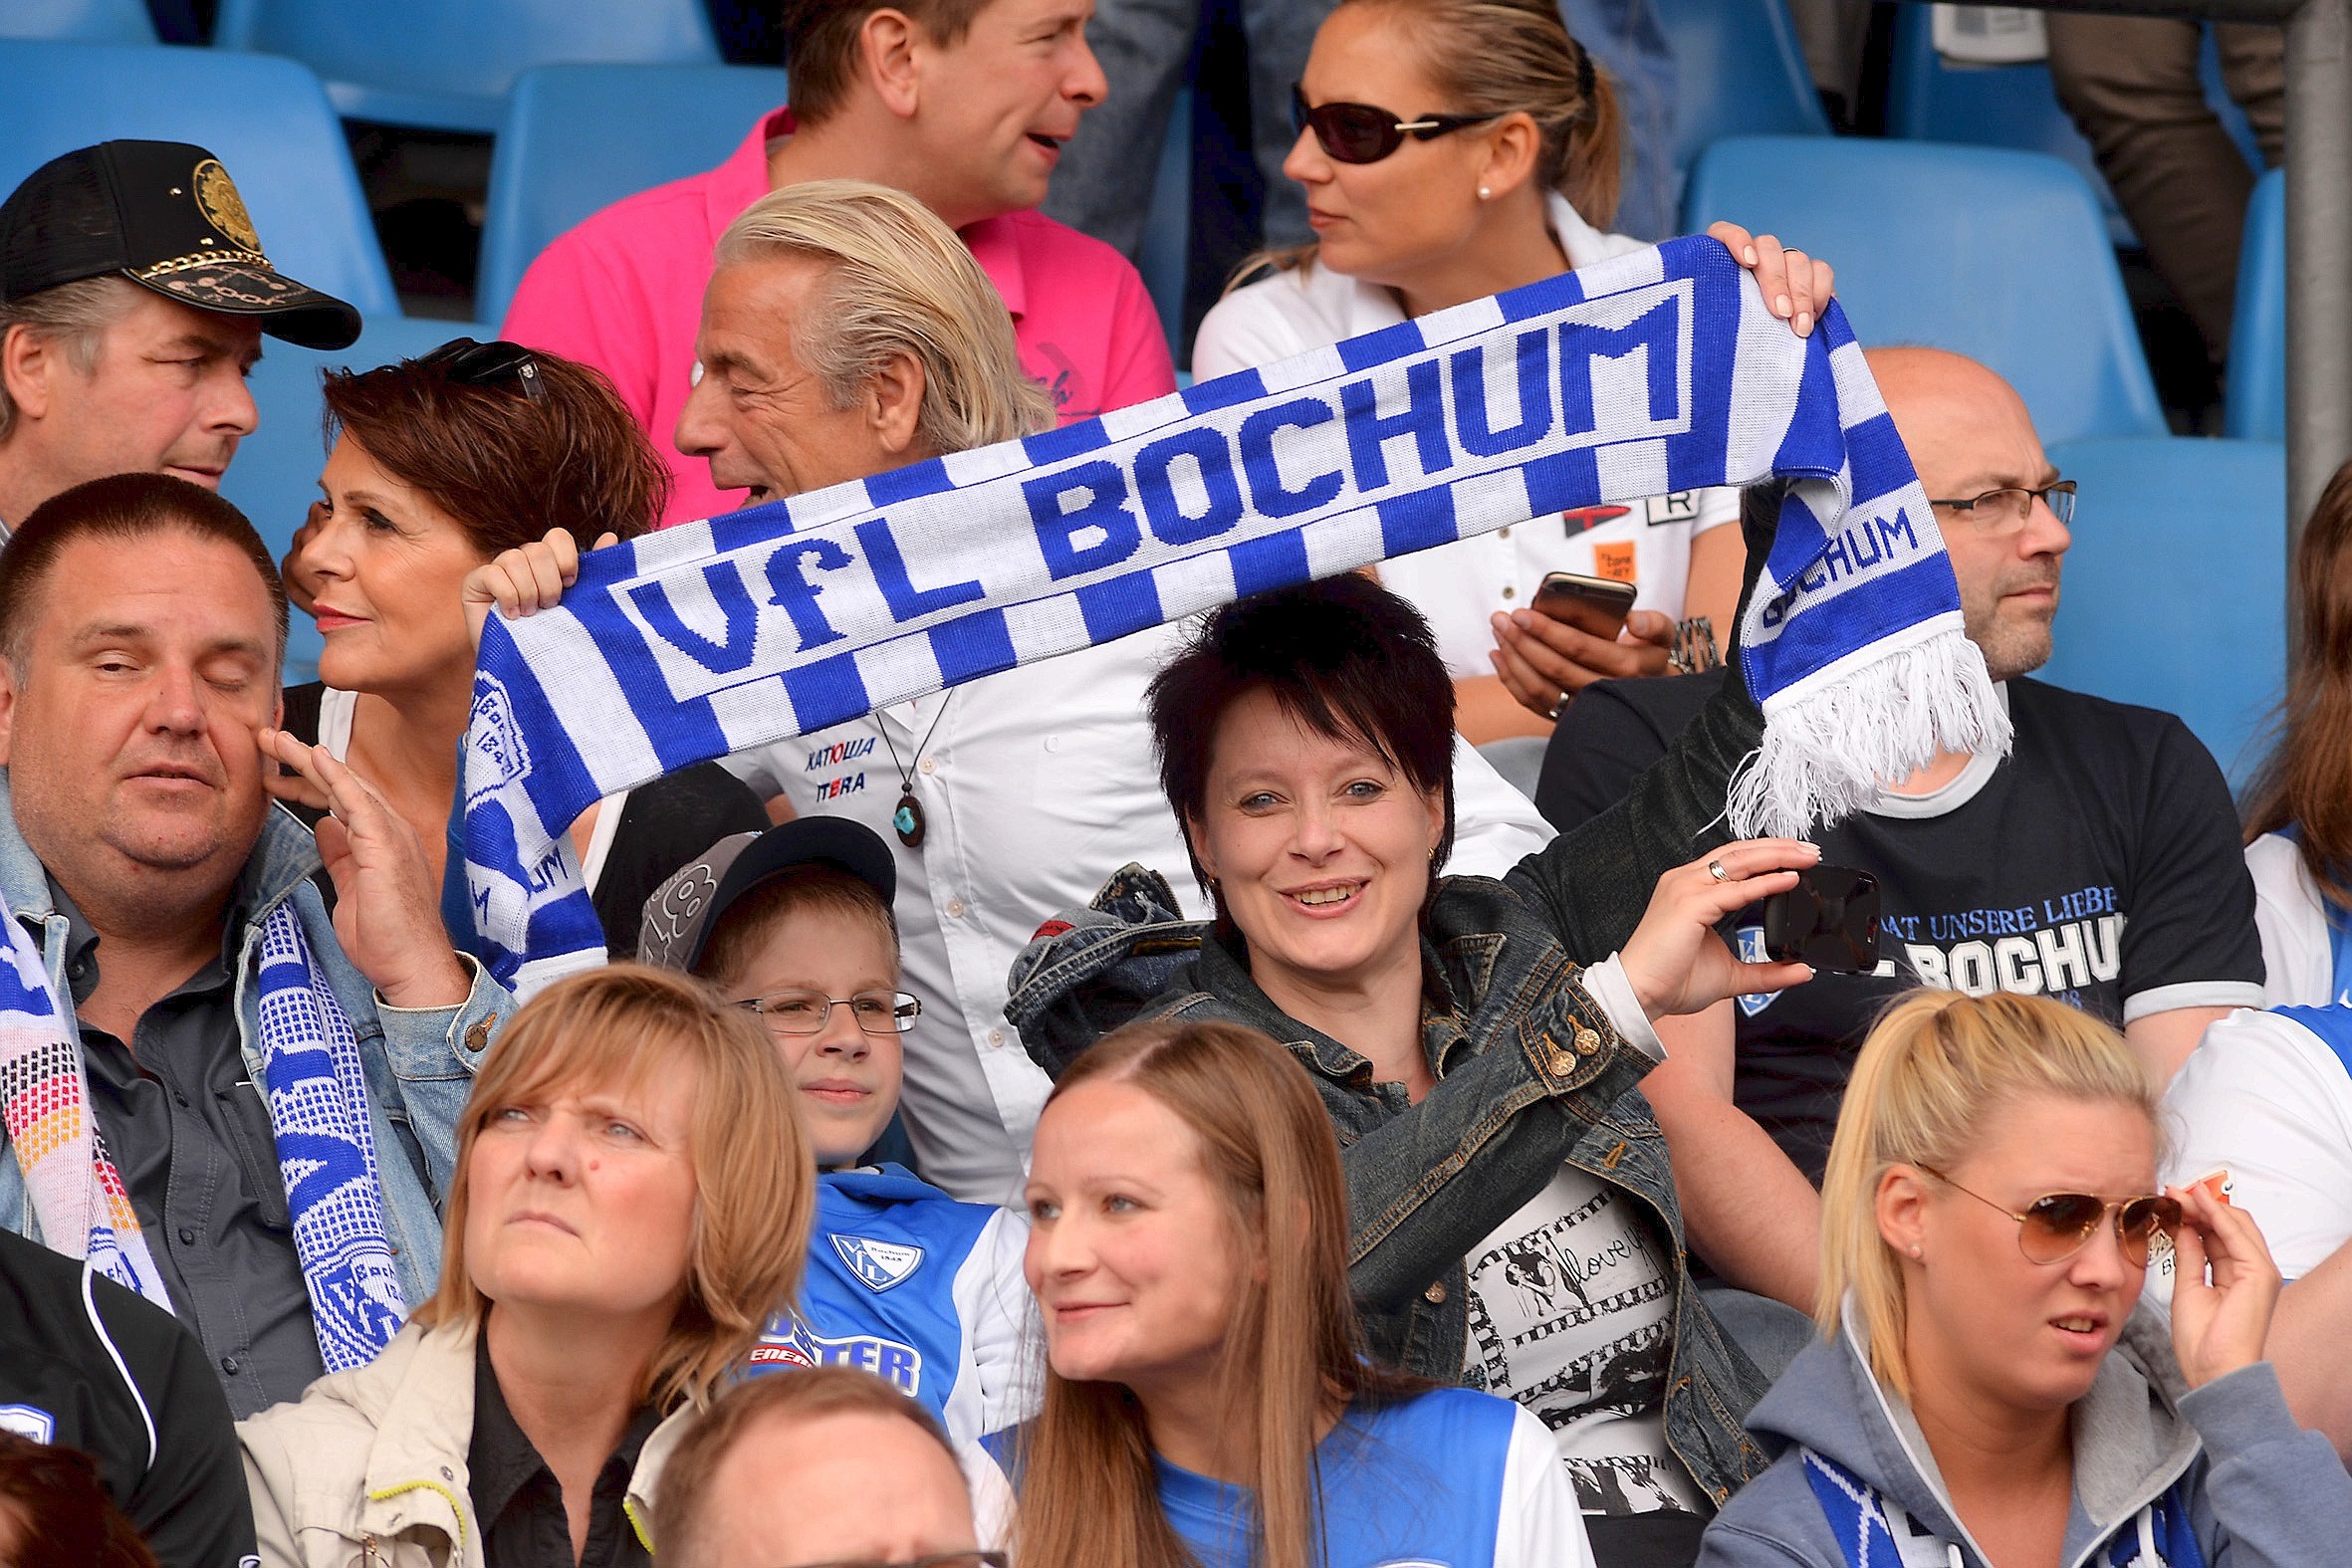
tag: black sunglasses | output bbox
[418,336,546,404]
[1290,84,1503,164]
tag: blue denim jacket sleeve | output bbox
[370,953,515,1199]
[1338,963,1661,1313]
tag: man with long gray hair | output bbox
[475,179,1552,1203]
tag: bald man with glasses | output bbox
[1529,346,2262,1345]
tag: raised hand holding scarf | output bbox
[455,235,2009,995]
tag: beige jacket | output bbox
[237,1320,693,1568]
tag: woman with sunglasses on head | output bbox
[276,340,767,956]
[1700,989,2352,1567]
[1191,0,1833,745]
[1008,1015,1592,1568]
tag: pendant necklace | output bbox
[875,699,951,848]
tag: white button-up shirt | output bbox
[732,626,1555,1203]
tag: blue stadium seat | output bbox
[220,317,492,684]
[2,0,157,43]
[2037,436,2285,781]
[1137,87,1194,368]
[2226,167,2284,441]
[0,39,400,318]
[1680,137,2166,444]
[1886,5,2131,246]
[476,63,791,326]
[211,0,723,134]
[1647,0,1829,171]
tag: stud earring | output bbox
[1478,184,1492,201]
[1909,1245,1922,1259]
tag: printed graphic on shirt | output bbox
[1030,341,1091,417]
[803,734,877,801]
[1463,1176,1700,1516]
[749,1313,923,1395]
[832,1233,925,1292]
[1735,886,2124,1018]
[1643,491,1702,527]
[1593,541,1638,583]
[1561,504,1632,538]
[0,1404,55,1444]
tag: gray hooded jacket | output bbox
[1699,1297,2352,1567]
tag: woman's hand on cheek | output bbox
[1619,838,1821,1017]
[1708,222,1835,337]
[2168,1183,2283,1390]
[461,527,620,650]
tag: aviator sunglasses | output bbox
[1918,1164,2181,1267]
[1290,84,1502,164]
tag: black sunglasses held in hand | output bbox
[1290,84,1503,164]
[418,336,547,404]
[1920,1164,2181,1267]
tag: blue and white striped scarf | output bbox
[0,902,406,1372]
[456,235,2007,995]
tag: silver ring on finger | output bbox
[1707,858,1732,883]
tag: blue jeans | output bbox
[1045,0,1337,254]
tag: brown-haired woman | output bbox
[1191,0,1832,744]
[1006,1016,1591,1568]
[1011,571,1816,1568]
[238,964,816,1568]
[272,339,766,955]
[2242,457,2352,1006]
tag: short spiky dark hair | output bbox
[0,471,287,673]
[1146,572,1458,922]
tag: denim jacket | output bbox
[0,775,516,1311]
[1005,656,1781,1504]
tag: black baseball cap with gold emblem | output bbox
[0,139,360,349]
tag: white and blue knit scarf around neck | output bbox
[0,903,407,1372]
[455,234,2008,996]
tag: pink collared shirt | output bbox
[501,108,1178,527]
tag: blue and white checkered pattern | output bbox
[1802,1446,2203,1567]
[458,234,2008,994]
[256,905,408,1372]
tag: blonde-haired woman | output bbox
[1700,991,2352,1566]
[1191,0,1831,744]
[1005,1017,1590,1568]
[238,965,814,1568]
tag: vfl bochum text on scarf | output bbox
[456,235,2008,996]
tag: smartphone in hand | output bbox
[1761,866,1882,973]
[1530,571,1638,640]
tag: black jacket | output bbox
[0,1226,257,1567]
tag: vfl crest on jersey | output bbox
[1736,926,1775,1017]
[750,1314,924,1395]
[0,1404,55,1444]
[832,1233,925,1292]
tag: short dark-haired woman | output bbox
[273,339,765,955]
[1010,571,1812,1566]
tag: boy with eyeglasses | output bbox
[641,820,1033,1445]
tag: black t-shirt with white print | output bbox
[1537,670,2265,1183]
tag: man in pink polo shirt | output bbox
[499,0,1177,527]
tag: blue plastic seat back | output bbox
[212,0,722,134]
[1646,0,1829,167]
[218,316,493,684]
[1,0,157,43]
[2226,167,2284,441]
[1885,5,2132,246]
[1137,87,1194,368]
[2037,435,2285,783]
[0,39,400,318]
[476,62,790,325]
[1680,136,2165,445]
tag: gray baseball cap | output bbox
[638,817,897,974]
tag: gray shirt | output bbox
[48,873,324,1418]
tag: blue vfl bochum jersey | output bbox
[746,1164,1033,1444]
[1157,1388,1557,1568]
